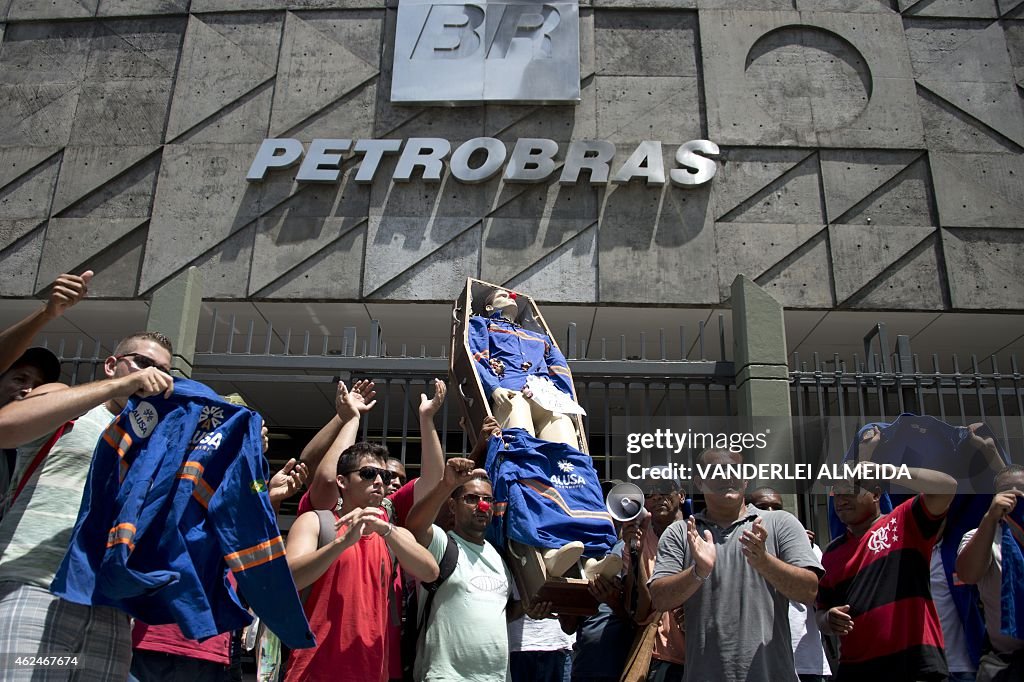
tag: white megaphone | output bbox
[606,482,647,523]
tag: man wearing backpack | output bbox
[405,457,515,682]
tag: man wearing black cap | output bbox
[0,271,92,500]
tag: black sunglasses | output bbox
[458,493,495,506]
[342,466,396,484]
[115,352,171,374]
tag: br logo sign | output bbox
[391,0,581,103]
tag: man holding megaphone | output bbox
[605,477,688,682]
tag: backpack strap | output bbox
[416,532,460,642]
[299,509,340,605]
[9,420,73,508]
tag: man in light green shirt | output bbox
[406,457,515,682]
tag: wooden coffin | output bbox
[449,278,597,615]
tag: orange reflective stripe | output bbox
[548,365,571,376]
[106,522,137,551]
[473,350,490,361]
[521,480,614,522]
[224,536,286,573]
[488,326,549,345]
[178,462,213,508]
[192,479,214,508]
[102,423,133,458]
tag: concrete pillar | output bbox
[146,267,203,378]
[730,275,798,514]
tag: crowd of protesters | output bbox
[0,272,1021,682]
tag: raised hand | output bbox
[45,270,93,319]
[269,458,309,507]
[857,425,881,461]
[442,456,487,490]
[987,488,1022,521]
[419,378,447,420]
[335,379,377,422]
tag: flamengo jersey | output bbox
[486,427,615,556]
[818,497,947,682]
[51,379,314,649]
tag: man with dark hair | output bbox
[406,458,517,682]
[0,329,174,681]
[956,464,1024,681]
[649,449,822,682]
[0,271,91,501]
[285,441,439,682]
[817,425,958,682]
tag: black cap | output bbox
[11,347,61,384]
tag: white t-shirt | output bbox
[930,544,974,673]
[415,525,513,682]
[958,528,1024,655]
[507,614,575,653]
[788,544,831,676]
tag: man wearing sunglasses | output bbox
[285,442,439,682]
[0,330,174,681]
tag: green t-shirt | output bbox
[415,525,512,682]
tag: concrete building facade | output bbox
[0,0,1022,312]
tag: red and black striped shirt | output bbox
[818,496,948,682]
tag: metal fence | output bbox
[789,322,1024,538]
[191,307,736,480]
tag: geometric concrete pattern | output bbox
[0,2,1022,312]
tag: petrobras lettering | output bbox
[246,137,719,188]
[391,0,581,103]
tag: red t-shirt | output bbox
[293,478,417,679]
[285,516,394,682]
[818,496,947,681]
[132,623,231,665]
[132,572,237,665]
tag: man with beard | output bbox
[648,449,822,682]
[284,443,439,682]
[406,457,515,682]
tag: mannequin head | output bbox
[484,289,519,318]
